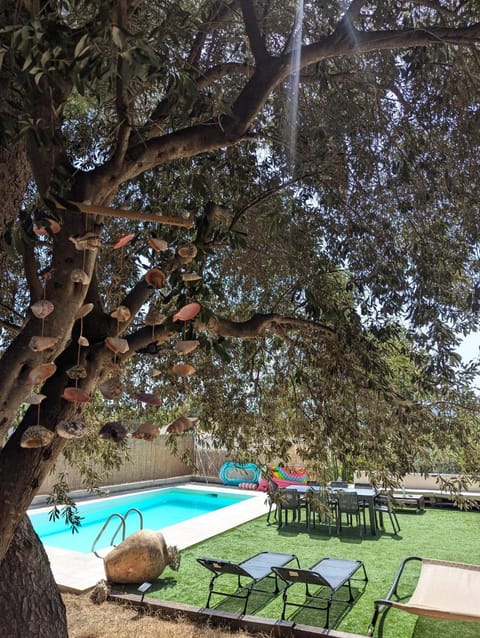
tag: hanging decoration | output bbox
[20,425,54,448]
[61,386,90,403]
[166,415,199,434]
[181,272,202,282]
[98,421,128,443]
[28,336,59,352]
[25,363,57,387]
[173,302,201,323]
[113,233,135,249]
[148,238,169,252]
[132,392,162,406]
[144,268,166,289]
[99,377,124,400]
[171,363,196,377]
[175,339,199,355]
[132,422,160,441]
[56,419,88,440]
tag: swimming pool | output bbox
[29,486,255,554]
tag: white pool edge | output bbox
[35,482,269,593]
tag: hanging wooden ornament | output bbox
[69,232,102,251]
[99,377,124,400]
[70,269,90,285]
[110,305,131,322]
[166,415,199,434]
[61,387,91,403]
[105,337,129,354]
[56,419,88,439]
[173,302,201,322]
[75,303,94,320]
[171,363,196,377]
[175,339,199,355]
[132,392,162,406]
[30,300,54,319]
[148,238,168,252]
[20,425,54,448]
[25,363,57,386]
[144,268,166,289]
[28,336,59,352]
[113,233,135,249]
[132,422,160,441]
[182,272,202,282]
[98,421,128,443]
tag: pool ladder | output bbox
[91,507,143,558]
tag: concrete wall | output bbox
[354,471,480,492]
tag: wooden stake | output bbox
[56,200,194,228]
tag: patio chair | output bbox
[277,488,307,527]
[336,491,366,536]
[273,557,368,628]
[197,550,299,614]
[367,556,480,637]
[266,480,279,524]
[373,494,400,535]
[306,487,336,535]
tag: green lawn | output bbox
[128,507,480,637]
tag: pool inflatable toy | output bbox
[257,464,308,491]
[219,461,261,487]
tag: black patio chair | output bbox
[273,557,368,628]
[374,494,400,535]
[197,551,299,614]
[336,491,366,536]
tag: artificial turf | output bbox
[125,506,480,637]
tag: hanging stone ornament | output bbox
[132,392,162,406]
[148,238,168,252]
[132,422,160,441]
[105,337,129,354]
[144,268,166,289]
[177,244,197,263]
[30,299,54,319]
[66,364,88,380]
[99,377,124,400]
[75,303,94,320]
[69,232,102,251]
[78,335,89,347]
[56,419,87,440]
[23,392,46,405]
[113,233,135,249]
[181,272,202,282]
[25,363,57,386]
[144,308,166,326]
[175,339,200,355]
[20,425,54,448]
[110,305,131,322]
[171,363,196,377]
[70,269,90,285]
[173,302,201,323]
[166,415,199,434]
[61,386,91,403]
[28,336,59,352]
[98,421,128,443]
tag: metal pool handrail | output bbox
[91,508,144,558]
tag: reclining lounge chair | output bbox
[367,556,480,637]
[197,551,299,614]
[272,557,368,628]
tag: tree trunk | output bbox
[0,516,67,638]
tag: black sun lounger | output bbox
[272,557,368,628]
[197,551,299,614]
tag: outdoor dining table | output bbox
[285,484,379,535]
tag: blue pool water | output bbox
[29,487,253,554]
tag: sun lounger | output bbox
[197,551,299,614]
[272,557,368,628]
[367,556,480,636]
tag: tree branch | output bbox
[239,0,270,62]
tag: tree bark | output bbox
[0,517,67,638]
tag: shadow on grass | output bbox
[208,575,284,616]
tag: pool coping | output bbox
[34,482,268,593]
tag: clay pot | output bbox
[113,233,135,249]
[105,337,129,354]
[175,339,199,355]
[148,238,168,252]
[110,305,131,322]
[75,303,94,320]
[30,300,54,319]
[28,336,59,352]
[62,387,90,403]
[20,425,54,448]
[132,422,160,441]
[56,419,87,439]
[70,269,90,284]
[173,302,201,322]
[132,392,162,406]
[171,363,196,377]
[26,363,57,386]
[144,269,166,289]
[99,377,124,400]
[98,421,128,443]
